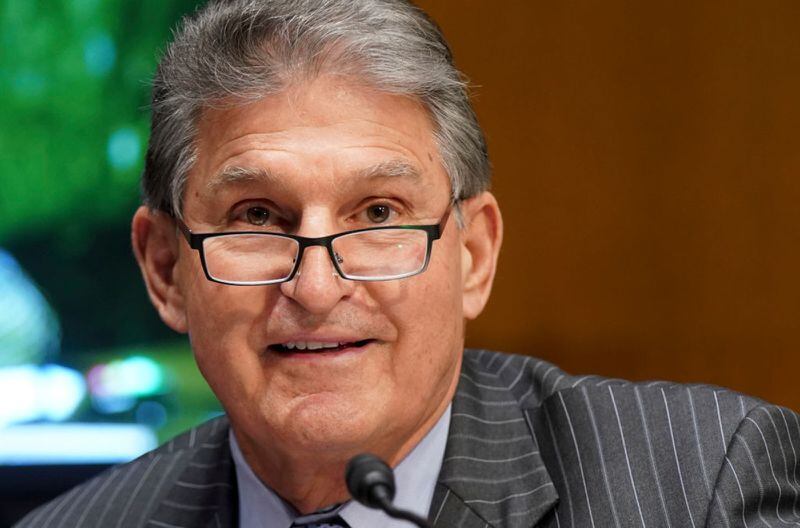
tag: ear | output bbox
[131,206,188,333]
[459,192,503,320]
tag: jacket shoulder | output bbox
[463,348,633,407]
[535,384,799,527]
[464,348,769,414]
[13,415,229,528]
[463,348,575,407]
[493,351,797,527]
[552,369,769,448]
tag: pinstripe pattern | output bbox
[429,350,800,527]
[15,349,800,527]
[14,417,235,528]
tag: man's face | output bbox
[171,76,468,461]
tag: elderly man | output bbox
[16,1,800,527]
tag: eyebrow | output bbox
[356,159,422,182]
[206,166,277,193]
[205,158,422,193]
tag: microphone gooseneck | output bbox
[345,453,433,528]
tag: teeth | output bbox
[283,341,345,351]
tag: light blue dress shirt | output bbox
[230,405,451,527]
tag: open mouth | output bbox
[268,339,374,354]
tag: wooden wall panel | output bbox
[414,1,800,409]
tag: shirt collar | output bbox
[230,405,451,528]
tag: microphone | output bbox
[345,453,433,528]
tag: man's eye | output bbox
[245,207,271,225]
[366,204,392,223]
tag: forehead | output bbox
[186,76,449,206]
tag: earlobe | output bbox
[131,206,188,333]
[460,192,504,320]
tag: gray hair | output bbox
[142,0,490,217]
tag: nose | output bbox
[279,245,353,314]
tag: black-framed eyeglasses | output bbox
[175,206,452,286]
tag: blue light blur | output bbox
[83,31,116,77]
[0,423,157,465]
[0,248,60,367]
[107,127,141,171]
[87,355,166,414]
[0,364,86,426]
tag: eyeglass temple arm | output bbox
[173,217,198,247]
[434,203,456,239]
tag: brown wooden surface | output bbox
[414,1,800,409]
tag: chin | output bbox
[282,393,386,451]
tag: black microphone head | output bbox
[345,453,396,508]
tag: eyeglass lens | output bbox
[201,228,429,284]
[204,234,299,284]
[332,229,428,280]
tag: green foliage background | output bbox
[0,0,222,437]
[0,0,202,241]
[0,0,206,353]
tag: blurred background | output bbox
[427,0,800,410]
[1,0,798,523]
[0,0,216,522]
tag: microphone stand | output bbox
[371,489,432,528]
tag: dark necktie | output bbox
[290,515,351,528]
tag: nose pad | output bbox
[294,270,340,277]
[280,245,351,312]
[290,247,341,279]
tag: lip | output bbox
[266,336,376,357]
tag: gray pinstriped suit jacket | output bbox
[16,349,800,527]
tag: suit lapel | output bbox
[146,417,238,528]
[432,351,558,528]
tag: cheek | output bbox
[420,236,464,324]
[381,243,464,379]
[181,274,276,396]
[178,250,271,344]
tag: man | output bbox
[16,1,800,527]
